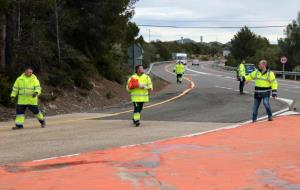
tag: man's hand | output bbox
[139,83,145,89]
[32,92,38,98]
[272,91,278,99]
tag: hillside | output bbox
[0,75,169,121]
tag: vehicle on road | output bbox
[192,59,200,66]
[175,53,188,65]
[245,64,256,75]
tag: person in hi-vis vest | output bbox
[11,67,46,130]
[127,65,153,127]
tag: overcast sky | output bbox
[132,0,300,44]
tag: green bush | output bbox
[293,65,300,72]
[201,55,210,61]
[225,55,239,67]
[72,70,93,90]
[0,75,12,106]
[98,54,126,84]
[48,70,74,89]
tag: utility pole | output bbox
[17,0,21,41]
[0,13,6,72]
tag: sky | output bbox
[132,0,300,44]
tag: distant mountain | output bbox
[207,41,224,46]
[175,38,196,44]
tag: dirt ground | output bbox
[0,75,169,121]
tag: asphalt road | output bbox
[0,61,296,164]
[103,61,287,123]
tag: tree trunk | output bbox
[17,1,21,41]
[54,0,61,65]
[0,13,6,73]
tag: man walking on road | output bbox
[11,67,46,130]
[127,65,153,127]
[237,60,246,94]
[174,61,185,84]
[241,60,278,122]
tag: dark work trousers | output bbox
[239,80,245,93]
[252,96,272,122]
[177,74,183,83]
[133,102,144,122]
[16,105,44,127]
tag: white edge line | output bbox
[31,62,293,163]
[33,154,80,162]
[31,107,291,163]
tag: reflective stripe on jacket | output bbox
[245,70,278,97]
[126,73,153,103]
[11,74,41,105]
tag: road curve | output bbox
[0,61,289,164]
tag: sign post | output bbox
[280,57,288,80]
[128,44,144,72]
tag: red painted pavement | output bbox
[1,115,300,190]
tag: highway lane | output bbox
[103,61,286,123]
[0,61,289,164]
[188,61,300,100]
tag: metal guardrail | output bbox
[213,61,300,81]
[273,71,300,80]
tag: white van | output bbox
[175,53,188,65]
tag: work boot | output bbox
[12,126,24,130]
[135,121,140,127]
[40,120,46,128]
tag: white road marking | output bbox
[29,62,295,164]
[277,98,294,106]
[33,154,80,162]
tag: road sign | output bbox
[128,44,144,71]
[281,56,288,80]
[281,57,288,64]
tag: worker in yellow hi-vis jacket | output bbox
[10,67,45,130]
[237,60,246,94]
[241,60,278,122]
[127,65,153,127]
[173,61,185,84]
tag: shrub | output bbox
[0,75,12,106]
[293,65,300,72]
[72,71,93,90]
[48,70,74,89]
[201,55,209,61]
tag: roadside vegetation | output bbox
[0,0,139,106]
[226,12,300,72]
